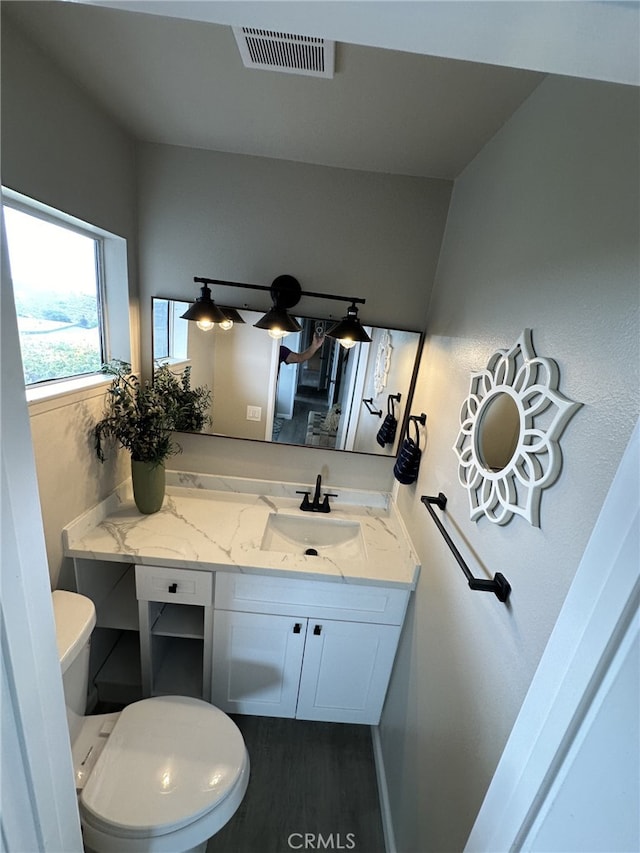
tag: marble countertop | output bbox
[63,472,420,589]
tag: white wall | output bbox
[382,75,639,852]
[210,314,275,440]
[88,1,640,86]
[1,14,137,588]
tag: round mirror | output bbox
[475,392,521,472]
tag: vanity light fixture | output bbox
[253,274,304,338]
[180,284,232,331]
[218,306,246,331]
[185,275,369,344]
[325,302,372,349]
[254,306,303,338]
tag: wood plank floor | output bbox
[207,715,386,853]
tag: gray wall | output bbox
[1,15,137,253]
[1,14,138,588]
[135,141,451,489]
[136,141,451,368]
[382,75,639,852]
[3,13,639,853]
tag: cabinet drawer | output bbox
[135,565,213,606]
[214,572,409,625]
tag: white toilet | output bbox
[52,589,249,853]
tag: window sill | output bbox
[27,373,112,417]
[156,358,191,370]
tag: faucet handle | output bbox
[320,493,338,513]
[296,490,312,511]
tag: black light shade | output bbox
[219,307,246,325]
[254,306,303,335]
[180,285,229,325]
[326,303,372,347]
[253,276,303,337]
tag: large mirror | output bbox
[153,298,423,456]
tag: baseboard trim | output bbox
[371,725,396,853]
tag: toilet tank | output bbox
[52,590,96,743]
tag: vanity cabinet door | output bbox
[211,610,306,718]
[212,575,408,723]
[296,620,402,725]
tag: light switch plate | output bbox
[246,406,262,421]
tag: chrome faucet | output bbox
[296,474,337,513]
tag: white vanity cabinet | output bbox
[65,480,419,717]
[211,573,408,724]
[135,565,213,701]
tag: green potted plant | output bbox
[152,361,212,433]
[94,360,211,514]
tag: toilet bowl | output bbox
[53,590,249,853]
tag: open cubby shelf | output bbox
[151,604,204,639]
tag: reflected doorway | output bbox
[273,319,345,447]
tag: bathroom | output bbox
[2,3,639,852]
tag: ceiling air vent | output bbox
[233,27,334,78]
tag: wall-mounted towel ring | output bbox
[363,398,383,417]
[376,393,402,447]
[393,413,427,484]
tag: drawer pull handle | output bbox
[313,624,322,636]
[293,623,302,634]
[168,583,178,593]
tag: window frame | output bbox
[2,187,132,403]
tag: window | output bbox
[3,188,132,398]
[152,297,188,363]
[3,199,107,386]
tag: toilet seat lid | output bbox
[80,696,247,837]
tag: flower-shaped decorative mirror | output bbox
[453,330,580,526]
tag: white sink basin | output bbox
[261,513,365,560]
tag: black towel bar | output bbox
[363,398,383,417]
[421,493,511,602]
[409,412,427,426]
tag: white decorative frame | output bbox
[373,329,392,396]
[453,329,581,526]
